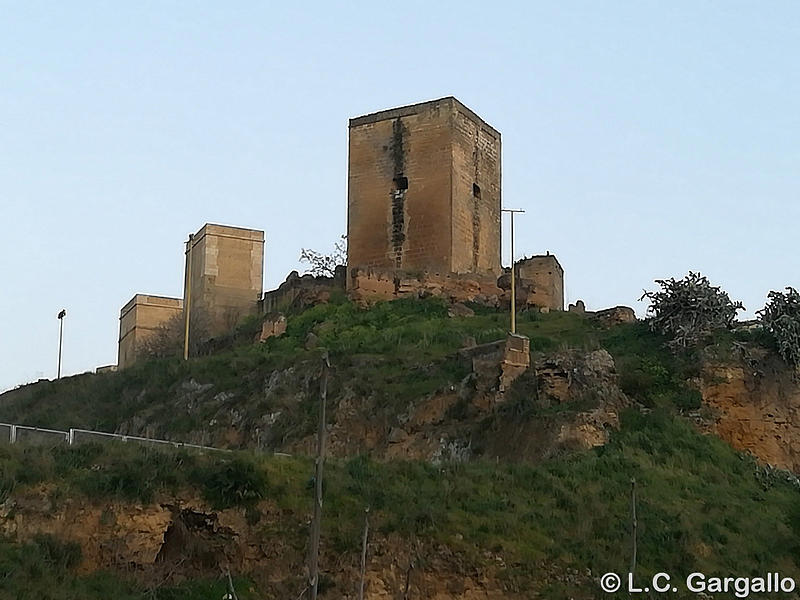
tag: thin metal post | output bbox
[630,478,637,580]
[57,309,66,378]
[358,507,370,600]
[510,212,516,334]
[309,352,330,600]
[501,209,525,334]
[183,234,194,361]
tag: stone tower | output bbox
[347,97,501,281]
[117,294,183,369]
[515,254,564,311]
[184,223,264,339]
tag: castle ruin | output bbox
[115,97,566,367]
[117,223,264,369]
[513,254,564,311]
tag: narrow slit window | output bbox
[473,183,481,198]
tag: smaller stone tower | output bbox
[118,294,183,369]
[515,254,564,311]
[184,223,264,339]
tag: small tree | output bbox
[757,287,800,368]
[640,271,744,349]
[139,309,211,359]
[299,235,347,278]
[139,312,184,358]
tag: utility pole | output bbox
[56,309,66,379]
[183,233,194,361]
[309,352,330,600]
[502,208,525,334]
[358,507,370,600]
[630,478,637,583]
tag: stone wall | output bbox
[260,266,345,314]
[499,334,531,392]
[347,97,501,280]
[348,267,503,305]
[184,224,264,340]
[118,294,184,369]
[508,254,564,311]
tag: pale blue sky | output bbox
[1,2,798,391]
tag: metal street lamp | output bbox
[57,309,66,379]
[501,208,525,334]
[183,233,194,361]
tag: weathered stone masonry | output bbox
[118,294,183,369]
[184,223,264,340]
[347,97,501,280]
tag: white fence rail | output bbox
[0,423,226,453]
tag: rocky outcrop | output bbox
[474,348,629,462]
[260,267,346,314]
[106,341,632,467]
[589,306,637,327]
[700,349,800,471]
[0,487,533,598]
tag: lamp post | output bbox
[501,208,525,334]
[57,309,66,379]
[183,233,194,361]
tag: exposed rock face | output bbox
[106,341,631,468]
[473,348,629,462]
[0,488,532,598]
[447,302,475,318]
[700,350,800,471]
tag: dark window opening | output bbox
[472,183,481,198]
[394,175,408,190]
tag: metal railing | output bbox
[0,422,226,452]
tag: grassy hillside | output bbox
[0,297,789,598]
[0,298,706,441]
[1,407,799,598]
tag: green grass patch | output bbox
[1,410,799,597]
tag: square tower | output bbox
[347,97,501,280]
[184,223,264,339]
[516,254,564,311]
[118,294,184,369]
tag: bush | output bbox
[195,455,269,509]
[640,272,744,349]
[32,534,82,571]
[757,287,800,368]
[74,445,184,503]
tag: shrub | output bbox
[757,287,800,368]
[195,455,269,509]
[640,272,744,349]
[32,534,82,571]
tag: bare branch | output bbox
[300,235,347,278]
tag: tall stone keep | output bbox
[347,97,501,281]
[184,223,264,339]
